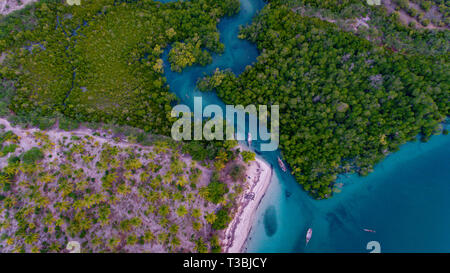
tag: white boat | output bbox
[363,228,376,233]
[305,228,312,246]
[247,133,252,146]
[278,157,287,172]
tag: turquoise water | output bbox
[158,0,450,253]
[246,128,450,253]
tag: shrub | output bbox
[182,141,208,161]
[7,155,20,164]
[210,234,222,253]
[0,144,17,156]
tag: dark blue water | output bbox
[158,0,450,253]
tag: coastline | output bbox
[222,152,273,253]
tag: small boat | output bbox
[363,229,376,233]
[247,133,252,146]
[278,157,287,172]
[305,228,312,246]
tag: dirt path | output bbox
[0,0,39,15]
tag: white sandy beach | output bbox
[222,150,273,253]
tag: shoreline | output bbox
[222,150,273,253]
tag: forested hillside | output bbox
[0,0,240,134]
[199,1,449,198]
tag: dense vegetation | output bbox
[199,1,449,198]
[0,0,240,134]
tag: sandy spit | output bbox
[222,151,273,253]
